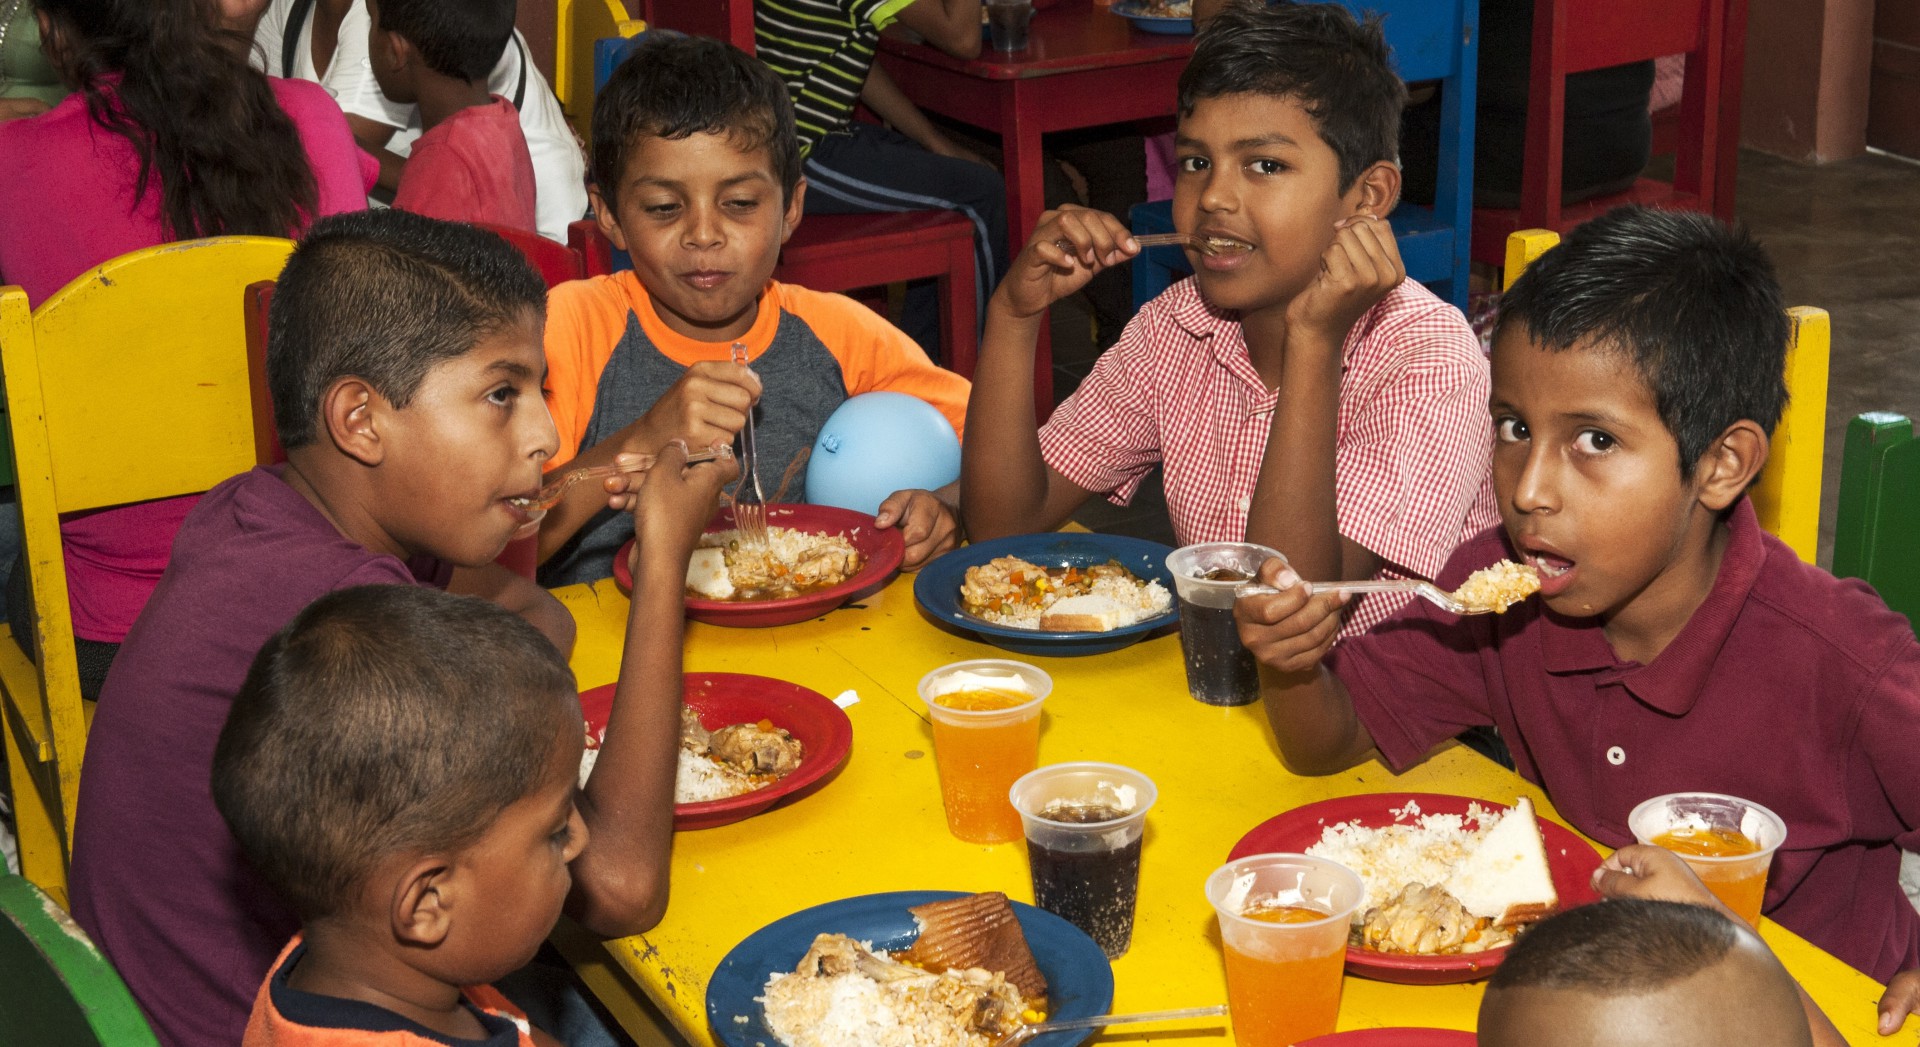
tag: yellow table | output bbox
[554,574,1901,1045]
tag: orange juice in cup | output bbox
[1629,792,1786,926]
[917,660,1051,844]
[1205,853,1364,1047]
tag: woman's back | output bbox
[0,76,370,304]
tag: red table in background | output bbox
[877,0,1194,414]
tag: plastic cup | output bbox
[985,0,1033,51]
[1010,762,1157,959]
[1628,792,1787,926]
[1206,853,1363,1047]
[1165,542,1284,706]
[917,659,1051,844]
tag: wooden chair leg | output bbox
[943,234,979,379]
[0,703,66,906]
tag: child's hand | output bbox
[1233,556,1347,673]
[628,441,737,561]
[996,204,1139,321]
[1592,844,1734,916]
[1283,212,1405,343]
[624,360,760,456]
[875,489,961,570]
[1879,968,1920,1036]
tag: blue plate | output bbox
[914,533,1178,657]
[1108,1,1193,34]
[707,890,1115,1047]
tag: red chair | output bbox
[636,0,752,45]
[570,215,981,377]
[473,222,588,286]
[1470,0,1746,266]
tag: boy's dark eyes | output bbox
[1494,417,1528,442]
[1176,156,1209,173]
[1573,429,1616,453]
[487,385,520,407]
[1249,158,1287,175]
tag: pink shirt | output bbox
[1039,276,1497,635]
[392,95,538,233]
[1332,499,1920,982]
[0,77,374,642]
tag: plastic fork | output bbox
[1235,578,1498,615]
[729,342,769,549]
[1133,231,1250,256]
[989,1005,1229,1047]
[509,447,734,523]
[1051,232,1249,259]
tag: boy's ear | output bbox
[779,178,808,247]
[1694,419,1770,511]
[320,376,386,468]
[1348,160,1402,220]
[391,857,455,948]
[589,185,630,252]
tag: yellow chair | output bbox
[556,0,645,143]
[0,236,295,903]
[1501,229,1828,564]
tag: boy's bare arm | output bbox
[344,114,406,194]
[537,362,756,563]
[1244,214,1403,582]
[962,206,1128,540]
[446,563,577,657]
[1235,559,1377,774]
[895,0,984,60]
[860,64,993,169]
[568,444,736,936]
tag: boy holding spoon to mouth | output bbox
[1238,205,1920,1020]
[962,0,1495,638]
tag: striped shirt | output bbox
[756,0,918,155]
[1039,277,1499,638]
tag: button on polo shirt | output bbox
[1330,499,1920,982]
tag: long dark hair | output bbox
[35,0,319,239]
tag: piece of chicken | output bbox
[709,721,805,775]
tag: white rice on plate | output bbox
[578,740,773,802]
[1304,799,1500,917]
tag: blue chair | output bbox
[1131,0,1478,312]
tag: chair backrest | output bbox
[1500,230,1827,563]
[0,874,158,1046]
[1519,0,1728,226]
[1833,412,1920,634]
[0,236,294,889]
[638,0,754,51]
[556,0,645,140]
[474,222,588,288]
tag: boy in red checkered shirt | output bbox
[962,0,1494,637]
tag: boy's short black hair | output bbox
[1497,205,1790,473]
[1488,899,1741,995]
[371,0,516,82]
[592,33,802,210]
[268,209,546,450]
[211,585,577,921]
[1177,0,1405,192]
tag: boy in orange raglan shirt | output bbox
[538,34,970,586]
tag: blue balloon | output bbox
[806,392,962,515]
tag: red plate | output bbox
[613,504,905,628]
[1300,1031,1475,1046]
[580,672,853,831]
[1229,793,1602,985]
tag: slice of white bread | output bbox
[1039,594,1127,632]
[1445,797,1558,927]
[685,547,734,599]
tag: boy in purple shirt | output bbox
[69,210,733,1047]
[1237,206,1920,1013]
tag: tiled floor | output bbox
[1064,148,1920,566]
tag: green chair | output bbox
[0,873,158,1045]
[1833,412,1920,634]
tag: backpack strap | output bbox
[281,0,315,79]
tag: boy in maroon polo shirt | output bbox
[1236,206,1920,1011]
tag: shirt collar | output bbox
[1167,276,1394,394]
[1539,497,1767,714]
